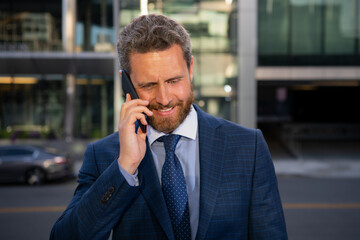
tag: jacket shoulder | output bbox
[84,132,120,170]
[91,132,119,148]
[195,104,257,136]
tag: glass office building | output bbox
[1,0,359,144]
[0,0,115,139]
[257,0,360,124]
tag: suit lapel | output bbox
[138,140,175,240]
[194,106,226,240]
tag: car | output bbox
[0,145,73,185]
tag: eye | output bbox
[140,83,156,89]
[168,78,180,84]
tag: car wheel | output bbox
[25,168,46,185]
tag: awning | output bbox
[0,52,115,75]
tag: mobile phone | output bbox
[121,70,147,133]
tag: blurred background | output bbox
[0,0,359,239]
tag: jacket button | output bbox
[101,196,108,204]
[108,187,115,193]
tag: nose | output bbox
[156,84,171,106]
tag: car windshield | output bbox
[0,149,34,156]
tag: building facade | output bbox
[1,0,359,148]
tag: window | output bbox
[2,149,33,156]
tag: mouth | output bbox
[154,106,176,116]
[157,107,174,112]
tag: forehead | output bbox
[130,44,184,64]
[129,45,188,81]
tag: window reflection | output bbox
[324,0,356,54]
[258,0,360,65]
[0,75,63,139]
[75,75,113,138]
[76,0,114,52]
[0,75,114,139]
[0,1,62,51]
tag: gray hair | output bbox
[117,14,192,74]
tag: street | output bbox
[0,179,75,240]
[279,177,360,240]
[0,176,359,240]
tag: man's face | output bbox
[129,44,194,133]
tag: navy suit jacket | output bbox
[50,105,287,239]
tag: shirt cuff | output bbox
[118,162,139,186]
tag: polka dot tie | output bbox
[160,134,191,240]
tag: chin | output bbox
[149,116,181,133]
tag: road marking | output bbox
[0,206,66,213]
[283,203,360,209]
[0,203,360,213]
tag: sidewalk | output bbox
[274,160,360,178]
[269,138,360,178]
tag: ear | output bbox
[189,56,194,82]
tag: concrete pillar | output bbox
[113,0,121,132]
[237,0,257,129]
[62,0,76,52]
[101,82,108,136]
[64,74,76,141]
[62,0,76,141]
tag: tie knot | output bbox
[160,134,181,153]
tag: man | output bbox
[51,14,287,240]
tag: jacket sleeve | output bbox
[248,130,288,240]
[50,142,142,240]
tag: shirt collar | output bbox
[147,104,198,145]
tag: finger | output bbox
[122,112,148,132]
[126,93,131,102]
[120,94,133,119]
[123,105,152,118]
[135,113,148,127]
[124,111,149,128]
[120,99,149,118]
[123,98,149,107]
[119,111,142,131]
[120,98,150,120]
[139,114,148,126]
[121,105,152,121]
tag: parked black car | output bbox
[0,145,73,185]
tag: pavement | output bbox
[274,160,360,178]
[269,138,360,178]
[2,137,360,179]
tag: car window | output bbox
[0,149,34,156]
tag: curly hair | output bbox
[117,14,192,74]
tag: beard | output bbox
[147,90,194,133]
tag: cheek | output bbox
[175,83,191,100]
[137,91,153,102]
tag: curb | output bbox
[274,160,360,178]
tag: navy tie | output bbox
[160,134,191,240]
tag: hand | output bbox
[118,94,153,174]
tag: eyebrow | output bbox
[165,75,184,81]
[136,75,184,87]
